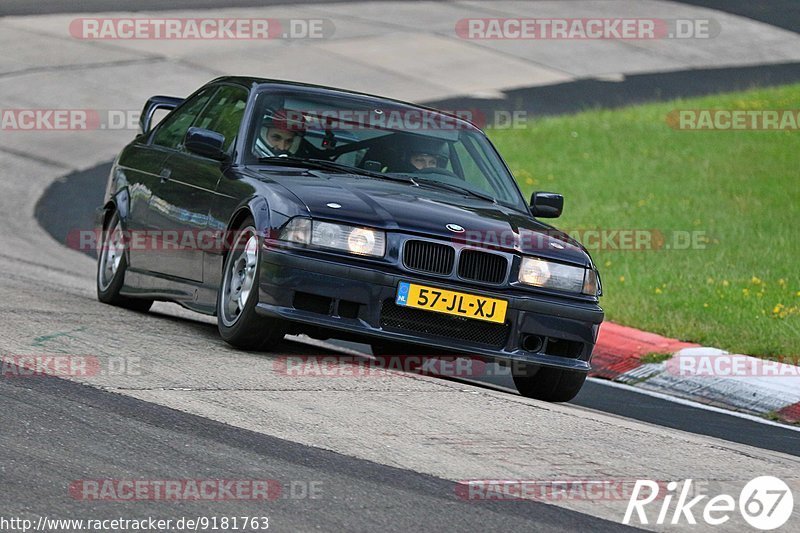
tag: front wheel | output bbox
[217,220,286,350]
[96,211,153,312]
[512,364,587,402]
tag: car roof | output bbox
[206,76,482,132]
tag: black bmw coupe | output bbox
[96,77,603,401]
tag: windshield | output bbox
[244,89,527,210]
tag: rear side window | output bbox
[192,85,249,152]
[152,87,214,150]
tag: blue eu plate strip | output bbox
[396,281,410,306]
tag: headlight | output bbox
[347,227,381,256]
[278,217,311,244]
[519,257,598,296]
[279,218,386,257]
[582,268,599,296]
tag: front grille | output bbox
[458,250,508,284]
[380,300,510,348]
[403,240,455,275]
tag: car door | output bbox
[114,145,170,274]
[127,87,215,275]
[147,84,249,282]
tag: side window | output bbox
[192,85,249,152]
[151,88,215,150]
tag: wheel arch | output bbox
[100,201,116,230]
[99,186,132,230]
[222,196,270,259]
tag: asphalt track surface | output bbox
[2,369,636,532]
[3,0,800,34]
[0,0,389,17]
[36,162,800,457]
[5,1,800,531]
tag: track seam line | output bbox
[0,56,169,80]
[103,387,463,392]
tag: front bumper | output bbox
[254,249,604,372]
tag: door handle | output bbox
[159,168,172,183]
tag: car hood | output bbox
[258,170,592,267]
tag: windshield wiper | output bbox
[259,157,496,203]
[258,156,364,175]
[412,177,497,203]
[306,159,415,183]
[258,156,413,183]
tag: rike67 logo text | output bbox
[624,476,793,530]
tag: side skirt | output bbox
[121,268,218,316]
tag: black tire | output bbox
[217,218,286,350]
[96,211,153,312]
[512,364,587,402]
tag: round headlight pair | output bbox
[279,218,386,258]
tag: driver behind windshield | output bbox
[255,109,305,157]
[402,137,450,172]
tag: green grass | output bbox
[489,84,800,357]
[640,352,674,365]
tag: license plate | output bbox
[395,281,507,324]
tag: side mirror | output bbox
[139,95,183,133]
[184,127,228,161]
[530,192,563,218]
